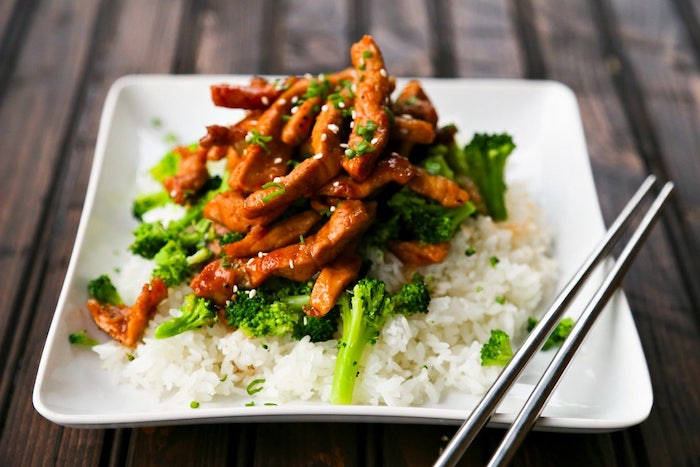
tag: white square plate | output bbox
[33,76,652,430]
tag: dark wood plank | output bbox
[519,0,700,465]
[253,423,361,466]
[0,0,102,434]
[450,0,523,78]
[0,0,189,465]
[127,425,232,466]
[601,0,700,463]
[276,0,349,75]
[366,0,434,77]
[187,0,267,74]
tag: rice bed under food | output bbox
[93,183,556,407]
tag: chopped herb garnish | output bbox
[68,330,99,347]
[245,129,273,154]
[247,378,265,395]
[303,75,332,100]
[219,232,245,245]
[465,247,476,256]
[261,181,286,202]
[362,50,373,59]
[490,256,500,267]
[495,296,506,305]
[190,401,200,409]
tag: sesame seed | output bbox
[273,157,283,164]
[248,289,257,298]
[233,285,239,293]
[289,259,294,269]
[246,257,255,265]
[340,143,349,148]
[273,176,282,183]
[320,133,327,141]
[350,121,355,128]
[380,68,387,77]
[291,96,299,104]
[370,137,378,145]
[332,180,340,187]
[321,104,328,112]
[327,123,340,133]
[338,102,345,108]
[257,251,265,257]
[261,96,270,106]
[313,153,323,159]
[330,205,336,212]
[278,98,287,105]
[351,110,357,119]
[291,106,299,114]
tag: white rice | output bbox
[92,183,557,406]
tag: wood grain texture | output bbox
[0,0,102,436]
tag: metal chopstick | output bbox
[434,175,672,467]
[485,180,673,466]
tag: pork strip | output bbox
[222,210,322,258]
[342,35,392,181]
[387,240,451,266]
[86,278,167,347]
[163,145,210,205]
[317,152,415,199]
[308,251,362,317]
[241,90,349,218]
[245,200,376,286]
[407,166,470,208]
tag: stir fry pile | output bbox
[84,35,516,350]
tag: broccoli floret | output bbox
[447,133,515,221]
[87,274,124,306]
[527,316,575,350]
[387,273,431,315]
[149,149,181,182]
[224,279,338,340]
[387,187,476,244]
[151,239,211,287]
[228,289,300,337]
[293,306,340,343]
[480,329,514,366]
[129,221,170,259]
[419,144,456,180]
[330,276,431,404]
[151,240,190,287]
[155,294,217,338]
[68,329,99,346]
[129,197,216,287]
[132,190,173,221]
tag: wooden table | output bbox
[2,0,699,465]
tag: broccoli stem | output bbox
[331,336,369,404]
